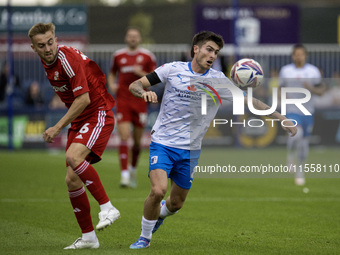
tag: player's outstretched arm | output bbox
[129,76,158,103]
[247,97,298,137]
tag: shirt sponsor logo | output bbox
[174,87,201,100]
[121,65,140,73]
[73,86,83,92]
[52,84,68,92]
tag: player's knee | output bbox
[150,187,167,202]
[294,126,304,140]
[65,175,72,187]
[132,143,141,151]
[119,131,130,141]
[170,197,185,211]
[65,175,81,190]
[65,153,75,167]
[65,152,81,169]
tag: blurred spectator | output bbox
[0,61,20,104]
[25,81,44,108]
[49,94,65,110]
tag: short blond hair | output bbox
[28,23,55,42]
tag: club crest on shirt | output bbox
[136,55,144,63]
[54,71,59,80]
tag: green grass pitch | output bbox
[0,147,339,255]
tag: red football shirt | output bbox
[110,47,156,100]
[43,45,115,122]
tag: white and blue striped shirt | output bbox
[151,61,236,150]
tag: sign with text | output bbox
[195,4,299,44]
[0,5,87,35]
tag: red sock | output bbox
[74,161,109,205]
[68,186,94,233]
[119,142,128,171]
[131,145,141,168]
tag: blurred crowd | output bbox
[0,61,65,111]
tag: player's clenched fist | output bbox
[142,91,158,103]
[43,126,59,143]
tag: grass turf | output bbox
[0,147,339,255]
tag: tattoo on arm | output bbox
[130,80,145,98]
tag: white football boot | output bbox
[64,238,99,249]
[96,207,121,230]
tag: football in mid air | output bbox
[230,58,264,90]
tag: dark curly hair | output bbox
[191,31,224,58]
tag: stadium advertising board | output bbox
[0,115,46,149]
[0,5,88,45]
[195,4,299,44]
[0,5,87,34]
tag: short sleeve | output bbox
[64,54,89,97]
[154,63,172,84]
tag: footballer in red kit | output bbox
[108,27,156,188]
[29,22,120,250]
[44,46,115,123]
[43,45,116,163]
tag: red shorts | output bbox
[66,110,114,164]
[116,98,147,128]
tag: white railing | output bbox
[1,43,340,109]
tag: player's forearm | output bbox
[107,72,117,93]
[107,72,115,85]
[251,98,286,121]
[55,93,90,131]
[136,70,148,77]
[129,79,145,98]
[250,97,297,136]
